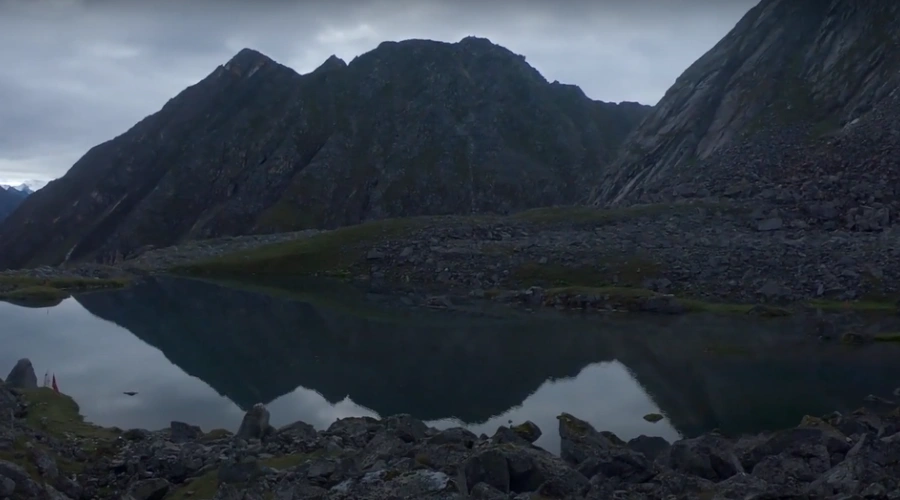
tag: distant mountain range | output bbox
[0,185,33,222]
[0,0,897,268]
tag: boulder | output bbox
[236,403,270,441]
[4,359,37,389]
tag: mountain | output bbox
[1,184,35,196]
[0,185,30,221]
[592,0,900,222]
[0,38,651,269]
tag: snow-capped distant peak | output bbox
[1,181,45,194]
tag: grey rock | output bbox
[0,476,13,497]
[125,477,171,500]
[30,447,58,481]
[218,459,263,484]
[756,217,784,232]
[169,421,203,443]
[236,403,271,441]
[627,435,671,461]
[510,421,542,444]
[4,359,37,389]
[384,414,429,443]
[0,460,41,498]
[459,449,509,494]
[277,419,318,441]
[656,433,743,481]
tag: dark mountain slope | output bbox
[593,0,900,224]
[0,38,650,269]
[0,187,28,222]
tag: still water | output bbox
[2,276,900,453]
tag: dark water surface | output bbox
[2,276,900,453]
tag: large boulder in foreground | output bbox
[236,403,271,441]
[4,359,37,389]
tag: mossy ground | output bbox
[166,451,329,500]
[0,389,121,485]
[172,216,437,277]
[0,436,88,482]
[167,208,898,316]
[173,204,731,278]
[19,388,119,444]
[0,276,130,307]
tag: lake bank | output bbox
[4,203,900,316]
[2,359,900,500]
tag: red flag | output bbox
[51,374,59,393]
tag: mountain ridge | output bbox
[0,185,31,222]
[0,36,651,269]
[591,0,900,215]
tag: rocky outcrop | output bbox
[0,37,650,269]
[593,0,900,220]
[3,359,36,390]
[4,374,900,499]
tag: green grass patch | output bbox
[172,217,436,277]
[874,333,900,343]
[0,286,69,306]
[0,436,88,481]
[19,388,119,445]
[512,260,662,289]
[0,276,130,306]
[166,451,328,500]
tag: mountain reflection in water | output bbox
[2,276,900,453]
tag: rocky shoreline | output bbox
[1,201,900,315]
[3,358,900,499]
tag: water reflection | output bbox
[1,276,899,453]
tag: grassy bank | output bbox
[172,217,435,277]
[0,276,130,306]
[171,205,721,278]
[167,209,898,317]
[0,388,121,486]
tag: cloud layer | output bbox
[0,0,755,186]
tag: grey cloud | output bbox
[0,0,756,186]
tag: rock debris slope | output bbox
[0,38,649,269]
[593,0,900,227]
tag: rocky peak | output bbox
[0,37,650,269]
[315,54,347,73]
[222,47,276,78]
[593,0,900,206]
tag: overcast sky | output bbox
[0,0,755,188]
